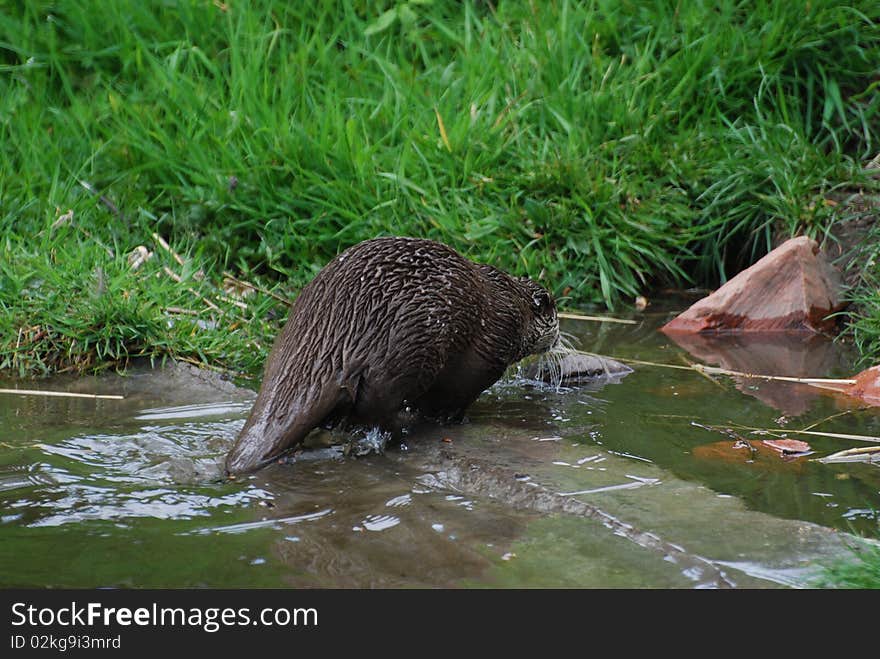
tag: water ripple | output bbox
[135,402,253,421]
[361,514,401,532]
[186,508,335,535]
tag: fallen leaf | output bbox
[762,438,811,454]
[692,440,807,471]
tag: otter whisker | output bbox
[556,333,577,352]
[530,347,569,391]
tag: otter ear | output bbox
[532,290,553,312]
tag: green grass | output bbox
[844,217,880,363]
[814,538,880,588]
[0,225,287,376]
[1,0,879,375]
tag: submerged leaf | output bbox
[762,438,811,454]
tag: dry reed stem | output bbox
[558,312,637,325]
[0,388,124,400]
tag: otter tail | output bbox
[225,381,354,475]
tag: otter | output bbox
[225,236,559,474]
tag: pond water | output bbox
[1,309,878,588]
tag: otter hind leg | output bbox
[413,351,505,423]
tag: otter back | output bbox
[225,237,558,474]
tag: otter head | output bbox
[516,277,560,358]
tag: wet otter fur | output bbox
[226,236,559,474]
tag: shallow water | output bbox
[1,312,878,588]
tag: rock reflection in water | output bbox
[664,332,847,415]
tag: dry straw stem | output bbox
[434,107,451,152]
[162,265,182,283]
[492,90,527,129]
[222,272,292,307]
[0,388,124,400]
[558,312,637,325]
[79,179,122,218]
[678,353,727,390]
[151,232,185,266]
[188,287,221,313]
[691,364,856,387]
[598,352,857,387]
[165,306,199,316]
[217,295,249,310]
[763,429,880,444]
[818,445,880,463]
[711,421,879,445]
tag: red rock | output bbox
[662,236,845,334]
[841,365,880,406]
